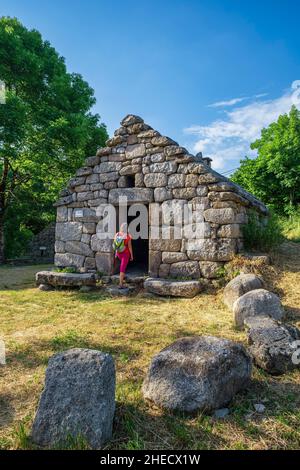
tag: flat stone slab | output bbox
[110,272,147,285]
[245,316,300,375]
[144,278,202,298]
[31,348,115,449]
[36,271,97,287]
[142,336,252,412]
[105,285,136,296]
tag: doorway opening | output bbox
[126,211,149,275]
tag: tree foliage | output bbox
[231,105,300,215]
[0,17,108,260]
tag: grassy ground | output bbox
[0,246,300,450]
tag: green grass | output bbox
[279,211,300,243]
[0,253,300,450]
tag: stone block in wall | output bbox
[96,146,112,157]
[65,241,93,257]
[154,187,172,202]
[149,162,177,174]
[55,241,65,253]
[168,174,185,188]
[56,222,82,242]
[208,191,249,206]
[109,154,126,162]
[186,239,236,262]
[119,165,141,176]
[161,199,188,225]
[146,146,164,155]
[170,261,200,279]
[127,123,150,134]
[54,193,76,207]
[95,252,113,274]
[73,208,99,223]
[150,153,165,163]
[99,172,119,183]
[77,191,94,202]
[149,251,161,277]
[76,167,92,177]
[204,208,236,224]
[106,135,126,147]
[135,174,145,187]
[144,173,167,188]
[82,223,96,234]
[182,222,211,239]
[199,261,224,279]
[162,252,188,264]
[68,176,86,188]
[86,173,100,184]
[104,182,117,189]
[172,188,196,199]
[55,252,85,268]
[191,197,210,210]
[212,201,239,210]
[75,185,90,193]
[109,188,153,204]
[217,224,241,238]
[164,145,188,157]
[84,257,96,270]
[151,136,177,147]
[56,206,68,223]
[95,162,122,173]
[90,183,104,191]
[91,235,112,253]
[85,156,100,166]
[159,264,170,278]
[178,162,206,174]
[88,198,108,207]
[185,174,199,187]
[149,237,182,252]
[198,173,221,184]
[196,186,208,197]
[125,144,146,159]
[138,129,160,139]
[121,114,144,127]
[127,134,138,145]
[81,233,91,244]
[208,182,235,192]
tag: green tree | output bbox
[0,17,108,261]
[232,105,300,215]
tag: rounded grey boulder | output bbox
[223,273,263,309]
[233,288,284,329]
[31,348,115,449]
[142,336,252,412]
[245,316,300,375]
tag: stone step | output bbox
[36,271,97,287]
[110,272,147,285]
[144,277,202,298]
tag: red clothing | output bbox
[115,231,132,273]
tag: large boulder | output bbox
[245,316,300,375]
[144,278,202,298]
[36,271,97,288]
[31,349,115,449]
[233,289,284,328]
[223,273,263,309]
[142,336,252,412]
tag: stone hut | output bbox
[54,115,267,280]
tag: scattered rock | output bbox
[38,284,53,291]
[142,336,252,412]
[245,316,300,375]
[214,408,230,419]
[223,273,264,309]
[31,348,115,449]
[254,403,266,413]
[233,289,284,329]
[36,271,97,288]
[144,278,202,298]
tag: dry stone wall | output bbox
[54,115,267,279]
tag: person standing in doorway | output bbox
[113,222,133,289]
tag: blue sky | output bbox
[2,0,300,172]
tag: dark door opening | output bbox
[126,211,149,274]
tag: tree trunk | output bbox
[0,213,5,264]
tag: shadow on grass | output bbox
[0,393,15,429]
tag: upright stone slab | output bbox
[31,349,115,449]
[233,289,284,328]
[142,336,252,412]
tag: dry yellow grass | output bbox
[0,245,300,450]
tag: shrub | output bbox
[242,210,283,252]
[54,267,77,273]
[279,208,300,243]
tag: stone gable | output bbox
[53,114,268,279]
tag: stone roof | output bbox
[55,114,268,215]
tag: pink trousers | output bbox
[116,250,130,273]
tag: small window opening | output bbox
[126,175,135,188]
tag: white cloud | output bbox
[185,81,300,171]
[208,96,248,108]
